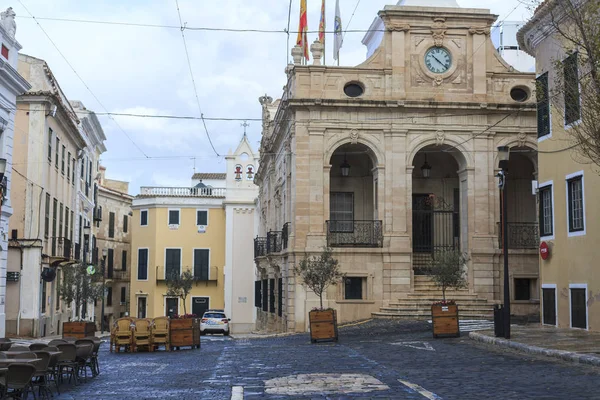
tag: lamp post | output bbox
[497,146,511,339]
[101,248,107,334]
[421,154,432,178]
[340,154,351,177]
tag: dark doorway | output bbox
[138,297,147,319]
[413,194,433,253]
[166,298,179,318]
[192,297,209,317]
[570,288,587,329]
[542,288,556,326]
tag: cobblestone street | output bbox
[56,321,600,399]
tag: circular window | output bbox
[510,87,530,102]
[344,82,364,98]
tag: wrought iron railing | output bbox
[254,237,267,258]
[326,220,383,248]
[282,223,290,250]
[498,222,539,250]
[155,266,218,282]
[267,231,282,254]
[110,270,129,281]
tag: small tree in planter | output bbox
[426,249,469,338]
[166,269,195,315]
[58,263,103,319]
[294,247,343,343]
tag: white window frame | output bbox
[541,283,558,327]
[136,248,149,282]
[539,180,555,240]
[190,296,211,318]
[192,248,211,280]
[168,208,181,227]
[196,209,209,227]
[569,283,588,330]
[536,71,553,143]
[135,295,148,319]
[164,247,183,280]
[563,52,582,130]
[565,171,586,237]
[140,209,149,227]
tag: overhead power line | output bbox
[17,0,149,158]
[174,0,220,157]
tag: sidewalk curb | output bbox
[469,332,600,367]
[230,332,302,340]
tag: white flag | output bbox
[334,0,343,61]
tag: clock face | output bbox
[425,47,452,74]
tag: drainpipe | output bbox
[16,246,23,336]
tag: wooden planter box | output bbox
[431,304,460,338]
[169,318,201,350]
[63,322,96,339]
[309,309,338,343]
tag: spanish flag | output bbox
[319,0,326,44]
[297,0,309,60]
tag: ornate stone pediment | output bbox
[431,17,447,47]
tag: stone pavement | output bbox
[470,324,600,367]
[52,320,600,399]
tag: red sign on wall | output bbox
[540,241,550,260]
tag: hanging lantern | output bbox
[340,155,351,177]
[421,154,432,178]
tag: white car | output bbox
[200,310,230,335]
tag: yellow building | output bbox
[519,1,600,331]
[130,183,226,319]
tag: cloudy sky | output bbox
[9,0,533,194]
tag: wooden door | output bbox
[542,288,556,325]
[570,288,587,329]
[192,297,209,317]
[166,298,179,318]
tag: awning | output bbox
[49,257,79,269]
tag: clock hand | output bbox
[431,54,448,69]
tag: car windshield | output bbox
[203,313,225,319]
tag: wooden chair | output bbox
[111,317,133,353]
[133,319,153,352]
[151,317,170,351]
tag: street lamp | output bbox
[497,145,511,339]
[101,248,108,333]
[421,154,432,178]
[340,154,351,177]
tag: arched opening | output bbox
[327,143,382,247]
[501,147,538,249]
[411,145,465,274]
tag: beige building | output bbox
[93,166,133,331]
[7,55,106,337]
[255,1,539,333]
[518,1,600,331]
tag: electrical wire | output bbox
[17,0,149,159]
[343,0,362,42]
[174,0,220,157]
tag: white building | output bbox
[0,7,31,338]
[491,21,535,73]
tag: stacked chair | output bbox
[111,317,134,353]
[0,363,37,399]
[151,317,170,351]
[133,319,153,352]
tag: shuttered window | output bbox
[168,210,180,225]
[567,176,584,232]
[536,72,550,138]
[140,210,148,226]
[121,250,127,271]
[193,249,209,280]
[262,279,268,312]
[539,185,553,237]
[107,249,114,278]
[137,249,148,280]
[255,281,262,308]
[165,249,181,280]
[330,192,354,232]
[564,52,581,126]
[278,278,283,317]
[269,279,275,313]
[123,215,128,233]
[108,212,115,238]
[197,210,208,226]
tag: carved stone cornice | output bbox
[469,26,490,36]
[431,17,447,47]
[387,22,411,32]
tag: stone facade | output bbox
[93,167,133,332]
[255,3,539,333]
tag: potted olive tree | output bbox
[427,249,468,338]
[166,270,200,350]
[294,247,343,343]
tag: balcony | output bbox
[155,265,218,284]
[139,186,226,198]
[254,237,267,258]
[326,220,383,248]
[498,222,539,250]
[267,231,282,254]
[109,270,129,281]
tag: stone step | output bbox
[384,304,494,311]
[398,294,489,301]
[372,312,493,320]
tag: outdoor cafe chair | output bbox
[29,343,48,352]
[6,346,29,352]
[151,317,170,351]
[56,344,78,386]
[31,351,52,399]
[0,339,12,352]
[14,352,38,360]
[43,347,59,352]
[40,350,61,395]
[74,342,94,381]
[77,339,99,376]
[133,319,152,353]
[0,354,6,360]
[47,340,66,347]
[63,337,77,343]
[111,317,133,353]
[0,363,37,400]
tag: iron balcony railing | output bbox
[109,270,129,281]
[139,186,226,198]
[155,265,218,282]
[254,237,267,258]
[267,231,283,254]
[326,220,383,248]
[282,222,290,250]
[498,222,539,250]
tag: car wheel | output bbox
[223,330,229,336]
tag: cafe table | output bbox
[0,358,41,367]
